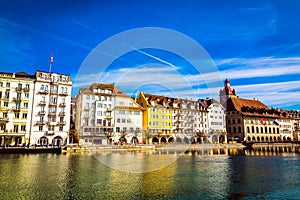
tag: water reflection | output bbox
[0,146,299,199]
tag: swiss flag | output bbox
[260,118,266,126]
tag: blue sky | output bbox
[1,0,300,110]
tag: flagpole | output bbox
[49,54,54,72]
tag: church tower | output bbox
[219,78,236,109]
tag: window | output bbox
[22,113,27,119]
[21,125,26,131]
[24,93,29,98]
[97,119,102,124]
[25,84,30,89]
[39,126,43,131]
[86,95,90,100]
[24,103,28,108]
[13,125,18,132]
[97,103,102,108]
[0,82,2,86]
[6,82,10,87]
[4,102,8,107]
[116,127,120,132]
[5,90,9,98]
[122,118,126,123]
[15,113,20,118]
[117,118,120,123]
[18,83,22,89]
[59,126,63,131]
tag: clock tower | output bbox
[219,78,236,109]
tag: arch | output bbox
[168,137,174,143]
[152,137,159,144]
[257,137,260,142]
[52,136,63,147]
[247,136,251,141]
[269,127,272,134]
[256,127,259,133]
[277,136,281,141]
[273,127,275,134]
[238,126,241,133]
[212,135,219,143]
[261,127,263,133]
[287,137,291,141]
[277,128,279,134]
[261,136,265,142]
[233,127,236,133]
[131,137,139,145]
[183,137,189,144]
[176,137,182,143]
[283,136,286,141]
[247,127,250,133]
[252,136,255,141]
[265,137,269,142]
[160,137,167,143]
[265,127,268,133]
[252,126,254,133]
[119,136,127,144]
[39,136,48,146]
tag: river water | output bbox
[0,146,300,199]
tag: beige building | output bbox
[30,70,72,146]
[0,72,35,146]
[75,83,143,145]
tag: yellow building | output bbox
[136,92,173,144]
[0,72,35,146]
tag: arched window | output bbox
[261,127,263,133]
[238,126,241,133]
[252,126,254,133]
[247,127,250,133]
[40,85,44,90]
[256,127,259,133]
[233,127,236,133]
[45,85,48,91]
[277,128,279,134]
[265,127,268,133]
[269,127,272,134]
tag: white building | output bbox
[0,72,35,146]
[75,83,143,146]
[30,70,72,146]
[200,99,227,143]
[113,95,143,144]
[172,98,208,143]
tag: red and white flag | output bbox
[260,118,266,126]
[50,54,54,65]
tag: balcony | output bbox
[105,115,113,120]
[50,90,58,95]
[84,106,90,111]
[59,92,68,96]
[59,103,66,107]
[39,101,47,106]
[35,121,46,125]
[0,117,9,123]
[57,121,66,126]
[58,112,66,116]
[38,90,49,95]
[15,87,22,92]
[38,111,46,115]
[49,101,57,106]
[13,97,22,102]
[106,108,112,112]
[23,87,30,92]
[12,107,21,112]
[47,121,57,126]
[48,112,56,116]
[45,131,54,136]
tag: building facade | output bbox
[0,72,35,146]
[31,70,72,146]
[76,83,143,145]
[172,98,208,143]
[136,92,173,144]
[200,99,227,143]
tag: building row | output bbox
[1,69,300,146]
[0,71,72,146]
